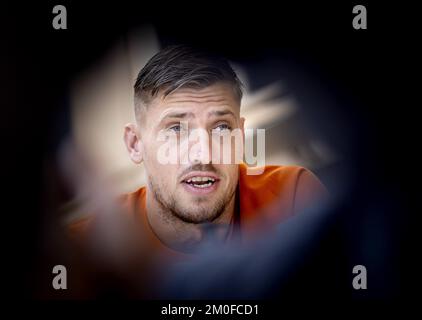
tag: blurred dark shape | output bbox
[157,190,400,300]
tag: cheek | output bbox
[144,141,166,169]
[229,168,239,187]
[153,164,180,191]
[218,165,239,187]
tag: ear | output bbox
[124,123,143,164]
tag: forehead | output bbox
[147,83,240,117]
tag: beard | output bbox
[148,175,236,224]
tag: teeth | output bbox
[192,182,212,188]
[186,176,215,183]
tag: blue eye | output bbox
[215,124,231,131]
[169,125,181,132]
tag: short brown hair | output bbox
[134,45,243,112]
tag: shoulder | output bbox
[239,163,321,194]
[238,163,328,223]
[67,186,147,237]
[119,186,147,213]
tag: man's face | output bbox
[136,83,244,223]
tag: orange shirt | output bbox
[67,163,327,297]
[70,163,327,257]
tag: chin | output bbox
[178,206,218,223]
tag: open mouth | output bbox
[181,173,220,194]
[183,176,217,188]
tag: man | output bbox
[71,45,327,256]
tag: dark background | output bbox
[1,0,418,313]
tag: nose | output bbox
[188,128,211,165]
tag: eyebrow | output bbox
[158,111,194,124]
[207,109,236,118]
[158,109,236,124]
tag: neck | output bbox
[146,192,236,253]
